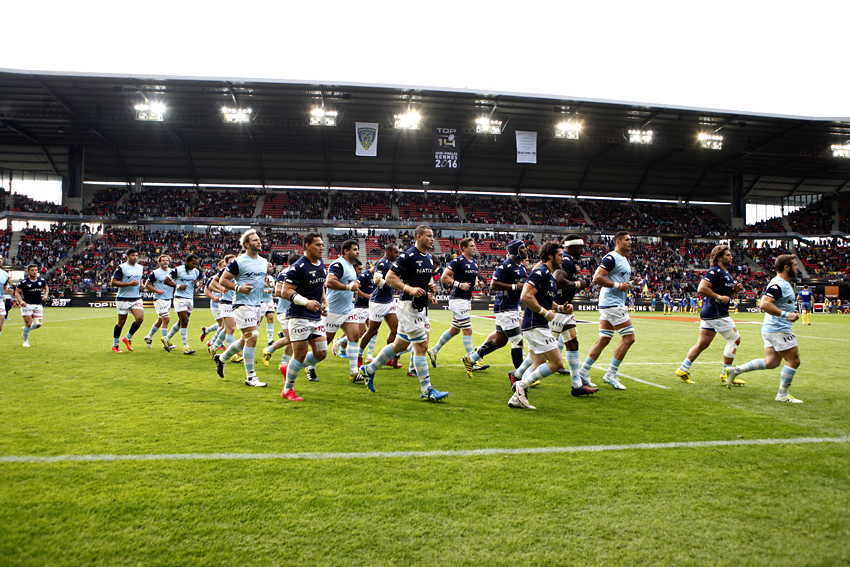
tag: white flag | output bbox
[516,131,537,164]
[356,122,379,157]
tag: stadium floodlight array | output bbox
[628,129,653,144]
[831,143,850,158]
[134,102,165,121]
[555,121,580,139]
[475,116,502,135]
[393,112,421,130]
[221,107,252,123]
[698,132,723,150]
[310,108,338,126]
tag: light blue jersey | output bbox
[112,262,145,300]
[762,276,795,333]
[169,265,201,299]
[226,254,269,307]
[326,257,357,315]
[275,267,291,314]
[261,272,274,303]
[598,250,632,308]
[147,267,174,300]
[0,268,9,291]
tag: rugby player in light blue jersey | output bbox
[207,254,238,358]
[163,254,201,354]
[324,239,363,382]
[200,259,227,350]
[0,257,11,342]
[675,245,745,385]
[580,231,643,391]
[358,243,402,370]
[260,262,277,344]
[725,254,805,403]
[110,248,145,353]
[143,254,174,349]
[262,253,300,370]
[215,229,270,387]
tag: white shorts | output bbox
[355,307,369,325]
[219,303,233,318]
[174,297,194,313]
[700,316,736,333]
[549,311,577,335]
[763,330,798,352]
[276,311,288,332]
[154,299,172,318]
[449,298,472,322]
[495,309,521,332]
[0,302,5,318]
[233,305,262,330]
[599,306,630,327]
[260,300,275,315]
[398,300,430,343]
[523,326,559,355]
[21,304,45,318]
[324,310,358,334]
[288,317,326,342]
[117,299,144,315]
[209,302,221,320]
[369,300,397,322]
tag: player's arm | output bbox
[41,282,49,300]
[489,276,517,292]
[326,269,358,292]
[218,270,249,294]
[143,277,163,295]
[203,283,221,301]
[162,276,178,289]
[760,292,799,322]
[385,270,426,297]
[553,268,587,291]
[274,281,286,299]
[520,280,557,321]
[440,266,470,291]
[14,285,26,306]
[282,281,321,313]
[697,279,729,304]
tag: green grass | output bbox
[1,308,849,566]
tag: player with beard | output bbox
[163,254,201,355]
[262,253,300,372]
[358,243,403,371]
[16,264,48,348]
[110,249,144,353]
[143,255,174,349]
[324,240,363,383]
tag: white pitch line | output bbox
[589,364,670,389]
[2,436,847,464]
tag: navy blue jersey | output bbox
[370,257,396,304]
[447,255,478,300]
[354,270,374,309]
[700,266,736,319]
[284,256,326,321]
[390,246,433,301]
[555,253,580,304]
[204,275,219,303]
[521,265,557,331]
[18,277,47,305]
[492,257,527,314]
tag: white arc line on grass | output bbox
[591,365,671,389]
[2,436,847,464]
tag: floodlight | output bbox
[628,129,653,144]
[697,132,723,150]
[221,107,252,123]
[134,102,165,121]
[555,121,580,139]
[310,107,338,126]
[831,143,850,158]
[475,116,502,135]
[394,112,421,130]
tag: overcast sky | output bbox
[3,1,848,119]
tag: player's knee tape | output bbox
[33,318,43,328]
[599,329,615,339]
[719,330,740,357]
[451,318,472,330]
[314,340,328,353]
[617,326,635,337]
[505,327,523,347]
[241,329,257,341]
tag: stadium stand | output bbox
[261,190,325,220]
[118,186,193,218]
[192,189,261,218]
[82,187,125,216]
[785,198,835,234]
[330,192,392,221]
[462,196,526,225]
[8,194,78,215]
[796,239,849,277]
[523,198,586,227]
[395,194,462,222]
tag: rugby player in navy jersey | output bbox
[262,253,300,370]
[358,243,403,370]
[16,264,48,348]
[675,245,745,385]
[508,241,579,409]
[279,233,329,401]
[428,237,486,367]
[358,225,449,402]
[463,239,528,378]
[552,235,596,393]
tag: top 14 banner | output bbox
[434,127,460,169]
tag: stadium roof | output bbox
[1,69,849,203]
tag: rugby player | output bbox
[358,243,403,371]
[261,263,277,344]
[262,253,300,371]
[797,284,814,325]
[163,254,201,354]
[353,261,377,366]
[110,249,145,353]
[16,264,48,348]
[324,240,362,382]
[142,254,174,349]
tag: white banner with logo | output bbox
[516,131,537,163]
[356,122,379,157]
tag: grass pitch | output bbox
[1,307,848,566]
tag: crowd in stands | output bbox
[191,188,261,218]
[262,190,325,220]
[7,194,79,216]
[394,194,462,223]
[840,194,850,233]
[796,239,849,277]
[463,196,526,225]
[785,199,835,234]
[13,224,86,270]
[523,198,585,227]
[0,228,10,260]
[330,192,391,221]
[82,188,125,216]
[117,186,193,218]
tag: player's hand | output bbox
[239,283,253,294]
[428,280,438,293]
[544,309,556,322]
[733,283,745,294]
[619,281,632,291]
[305,299,321,312]
[349,281,360,293]
[178,284,187,291]
[563,303,574,314]
[429,292,437,305]
[459,282,471,291]
[787,312,800,322]
[214,295,221,302]
[128,279,140,287]
[718,295,731,304]
[320,304,329,317]
[157,289,164,295]
[411,286,427,297]
[20,301,28,308]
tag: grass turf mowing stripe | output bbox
[3,436,847,464]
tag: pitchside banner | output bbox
[433,127,459,169]
[355,122,379,157]
[516,131,537,163]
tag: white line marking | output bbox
[591,364,671,389]
[3,436,846,464]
